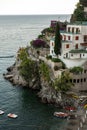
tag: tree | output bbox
[19,58,35,85]
[39,62,50,82]
[74,3,85,21]
[70,66,83,74]
[80,0,87,6]
[18,47,38,85]
[54,22,61,56]
[54,72,73,92]
[70,2,87,22]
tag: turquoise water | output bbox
[0,15,70,130]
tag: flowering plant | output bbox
[32,39,46,48]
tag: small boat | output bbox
[7,113,18,118]
[54,112,69,118]
[0,110,4,115]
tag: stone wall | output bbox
[71,61,87,91]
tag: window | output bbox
[52,50,53,54]
[81,79,83,82]
[75,36,79,40]
[66,44,69,48]
[73,79,76,83]
[68,27,70,32]
[84,78,86,82]
[83,54,84,56]
[52,42,54,46]
[76,28,80,33]
[84,70,86,73]
[70,79,72,83]
[75,44,78,49]
[77,79,79,83]
[68,36,70,40]
[64,35,66,41]
[84,35,87,42]
[71,54,73,57]
[72,28,74,33]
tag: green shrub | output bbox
[46,55,52,60]
[53,72,73,92]
[39,62,50,82]
[18,48,28,61]
[38,34,44,39]
[70,66,83,74]
[51,58,66,69]
[41,27,55,34]
[51,58,61,62]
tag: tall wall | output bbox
[71,61,87,92]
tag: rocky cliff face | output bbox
[4,55,72,107]
[3,45,76,108]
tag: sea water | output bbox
[0,15,70,130]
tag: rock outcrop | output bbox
[4,53,70,107]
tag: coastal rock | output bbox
[4,74,13,79]
[4,63,27,87]
[38,78,62,105]
[4,46,75,107]
[7,66,14,72]
[4,56,63,106]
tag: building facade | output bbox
[70,61,87,91]
[50,22,87,59]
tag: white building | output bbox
[50,22,87,59]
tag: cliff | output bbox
[3,47,74,107]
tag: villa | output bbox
[50,22,87,91]
[50,22,87,60]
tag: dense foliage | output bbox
[54,22,61,56]
[51,58,62,62]
[70,66,83,74]
[53,72,72,92]
[52,58,66,69]
[20,59,35,83]
[38,34,44,39]
[18,48,38,85]
[41,27,55,34]
[39,62,50,82]
[70,2,87,22]
[46,55,52,60]
[18,48,28,61]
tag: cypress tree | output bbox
[54,22,61,56]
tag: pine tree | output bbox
[54,22,61,57]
